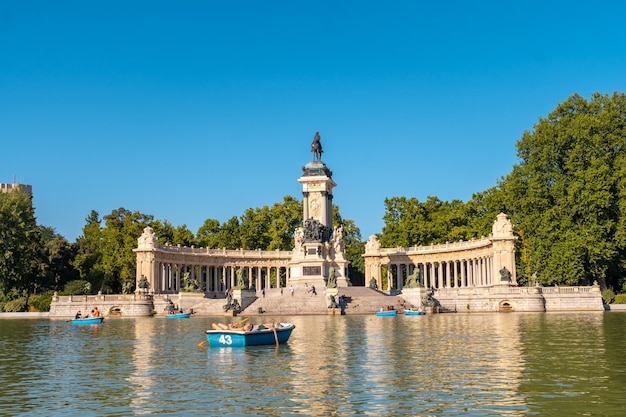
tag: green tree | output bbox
[196,219,221,248]
[212,216,242,249]
[380,196,481,247]
[73,211,105,291]
[99,208,153,293]
[150,219,175,245]
[504,92,626,288]
[0,188,38,295]
[42,233,78,292]
[267,196,302,250]
[239,206,272,249]
[172,224,195,247]
[331,206,365,285]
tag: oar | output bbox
[234,317,249,326]
[270,324,279,347]
[197,339,207,347]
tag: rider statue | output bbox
[311,132,323,161]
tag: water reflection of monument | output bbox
[289,132,351,288]
[128,318,159,412]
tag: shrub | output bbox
[613,294,626,304]
[602,288,615,305]
[3,297,28,312]
[29,291,54,312]
[63,280,92,295]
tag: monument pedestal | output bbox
[232,289,257,311]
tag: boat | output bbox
[71,317,104,325]
[205,322,296,347]
[375,310,398,317]
[166,312,192,319]
[404,310,426,316]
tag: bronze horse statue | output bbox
[311,132,323,161]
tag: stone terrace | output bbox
[179,287,405,316]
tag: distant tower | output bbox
[289,133,350,288]
[1,176,32,194]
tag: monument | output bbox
[289,132,351,289]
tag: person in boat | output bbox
[75,311,82,319]
[93,307,101,318]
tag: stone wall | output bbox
[401,284,603,313]
[49,293,153,318]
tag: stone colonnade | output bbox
[134,227,292,296]
[152,262,291,295]
[363,213,517,292]
[371,253,496,291]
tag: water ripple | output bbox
[1,312,624,416]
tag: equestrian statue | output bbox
[311,132,323,161]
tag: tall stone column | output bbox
[491,213,517,285]
[290,133,350,288]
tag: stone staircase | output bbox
[337,287,405,314]
[183,287,407,316]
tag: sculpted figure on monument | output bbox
[327,267,337,288]
[138,226,158,248]
[234,268,247,289]
[328,294,339,309]
[311,131,323,161]
[405,269,421,288]
[293,227,304,252]
[421,289,438,308]
[303,218,330,242]
[499,266,512,282]
[369,277,378,290]
[331,226,344,255]
[365,235,381,253]
[138,275,150,293]
[181,272,199,292]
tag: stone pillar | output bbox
[491,212,517,285]
[452,260,459,288]
[437,262,443,289]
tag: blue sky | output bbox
[2,1,625,242]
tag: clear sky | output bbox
[2,1,625,242]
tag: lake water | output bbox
[1,312,625,416]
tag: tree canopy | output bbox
[0,188,38,295]
[504,92,626,289]
[378,92,626,290]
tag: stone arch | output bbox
[498,300,513,312]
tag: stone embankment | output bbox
[44,284,606,318]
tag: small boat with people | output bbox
[71,317,104,325]
[166,312,192,319]
[72,307,103,324]
[203,319,295,347]
[164,301,191,318]
[376,309,398,317]
[404,309,426,316]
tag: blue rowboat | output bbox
[205,323,295,347]
[375,310,397,317]
[166,312,192,319]
[71,317,104,325]
[404,310,426,316]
